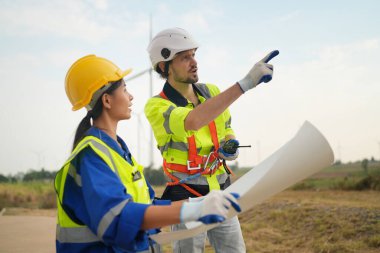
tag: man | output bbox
[144,27,278,253]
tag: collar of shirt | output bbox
[162,81,206,107]
[85,127,133,165]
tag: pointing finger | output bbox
[261,50,279,63]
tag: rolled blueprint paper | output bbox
[151,121,334,244]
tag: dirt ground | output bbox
[0,209,56,253]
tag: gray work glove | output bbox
[238,50,279,93]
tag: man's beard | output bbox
[175,74,199,84]
[171,65,198,83]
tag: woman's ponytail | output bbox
[72,111,92,150]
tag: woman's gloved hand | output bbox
[180,190,241,224]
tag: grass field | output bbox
[2,189,378,253]
[154,187,380,253]
[1,161,379,252]
[0,181,55,210]
[238,190,380,253]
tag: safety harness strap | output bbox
[162,164,203,197]
[159,89,224,196]
[159,91,220,174]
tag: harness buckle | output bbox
[187,160,201,170]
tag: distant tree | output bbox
[9,176,18,183]
[370,156,375,162]
[23,168,55,182]
[143,167,166,186]
[14,172,25,182]
[0,173,8,183]
[361,158,369,175]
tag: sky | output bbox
[0,0,379,175]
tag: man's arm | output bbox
[185,83,242,131]
[185,50,279,131]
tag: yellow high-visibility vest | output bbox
[55,136,150,243]
[145,83,235,191]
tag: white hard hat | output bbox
[147,27,199,69]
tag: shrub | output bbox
[143,167,166,186]
[38,191,56,209]
[367,235,380,248]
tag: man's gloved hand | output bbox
[238,50,279,93]
[218,139,239,161]
[180,191,241,224]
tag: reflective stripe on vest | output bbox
[159,90,220,173]
[55,136,150,243]
[158,84,226,191]
[170,170,228,186]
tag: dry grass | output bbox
[156,190,380,253]
[0,182,56,210]
[238,190,380,253]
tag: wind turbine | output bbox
[125,15,155,168]
[131,112,145,163]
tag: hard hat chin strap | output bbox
[85,82,113,111]
[164,61,170,78]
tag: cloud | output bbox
[181,2,223,32]
[294,38,380,90]
[314,39,379,73]
[281,39,379,159]
[182,11,209,30]
[157,3,170,15]
[0,0,116,43]
[277,10,301,23]
[92,0,109,10]
[0,0,152,44]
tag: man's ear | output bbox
[102,94,112,109]
[158,62,165,73]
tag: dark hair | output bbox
[155,61,171,79]
[72,80,123,150]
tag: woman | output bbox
[55,55,241,253]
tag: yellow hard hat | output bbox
[65,55,132,111]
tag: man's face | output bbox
[169,49,198,84]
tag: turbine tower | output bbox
[125,15,154,168]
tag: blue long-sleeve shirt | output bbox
[57,127,169,253]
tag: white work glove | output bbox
[218,139,239,161]
[180,191,241,224]
[188,195,205,202]
[238,50,279,93]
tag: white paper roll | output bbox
[151,121,334,244]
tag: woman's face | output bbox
[108,80,134,120]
